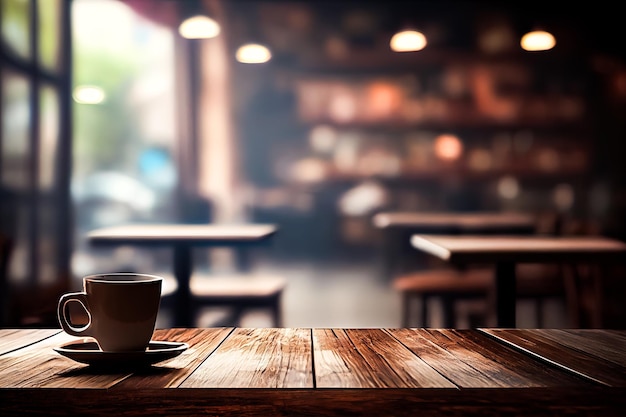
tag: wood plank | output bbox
[113,328,233,389]
[0,329,61,355]
[481,329,626,387]
[0,332,136,388]
[549,329,626,368]
[387,328,497,388]
[448,329,589,386]
[180,328,313,388]
[313,328,455,388]
[389,329,589,388]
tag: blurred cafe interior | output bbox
[1,0,626,330]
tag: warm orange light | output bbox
[366,82,402,118]
[390,30,427,52]
[434,134,463,161]
[520,30,555,51]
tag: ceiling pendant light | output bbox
[236,43,272,64]
[520,30,556,51]
[390,30,427,52]
[179,15,220,39]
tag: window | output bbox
[0,0,71,292]
[71,0,180,277]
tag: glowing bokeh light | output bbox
[520,30,555,51]
[328,91,357,122]
[236,43,272,64]
[178,15,220,39]
[390,30,427,52]
[309,125,337,153]
[434,134,463,161]
[497,176,520,199]
[72,85,106,104]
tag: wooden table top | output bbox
[87,224,278,245]
[411,234,626,263]
[373,211,536,231]
[1,328,625,416]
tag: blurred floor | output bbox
[156,254,569,329]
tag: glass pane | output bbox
[1,69,31,284]
[1,0,31,59]
[38,0,61,71]
[72,0,178,279]
[38,85,60,285]
[1,69,31,190]
[39,84,59,190]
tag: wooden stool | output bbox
[162,274,286,327]
[394,268,492,328]
[394,264,566,328]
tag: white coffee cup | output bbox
[57,273,163,352]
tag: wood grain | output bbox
[480,329,626,387]
[114,328,233,389]
[180,328,313,388]
[0,329,60,355]
[1,328,626,416]
[313,328,454,388]
[388,328,589,388]
[0,332,135,388]
[526,329,626,369]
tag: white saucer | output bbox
[54,340,189,368]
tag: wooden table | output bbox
[88,224,277,327]
[372,211,536,281]
[1,328,625,416]
[411,234,626,327]
[373,211,537,233]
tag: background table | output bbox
[411,234,626,327]
[1,327,625,416]
[88,224,277,327]
[372,211,537,281]
[373,211,537,232]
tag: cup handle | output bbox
[57,292,93,337]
